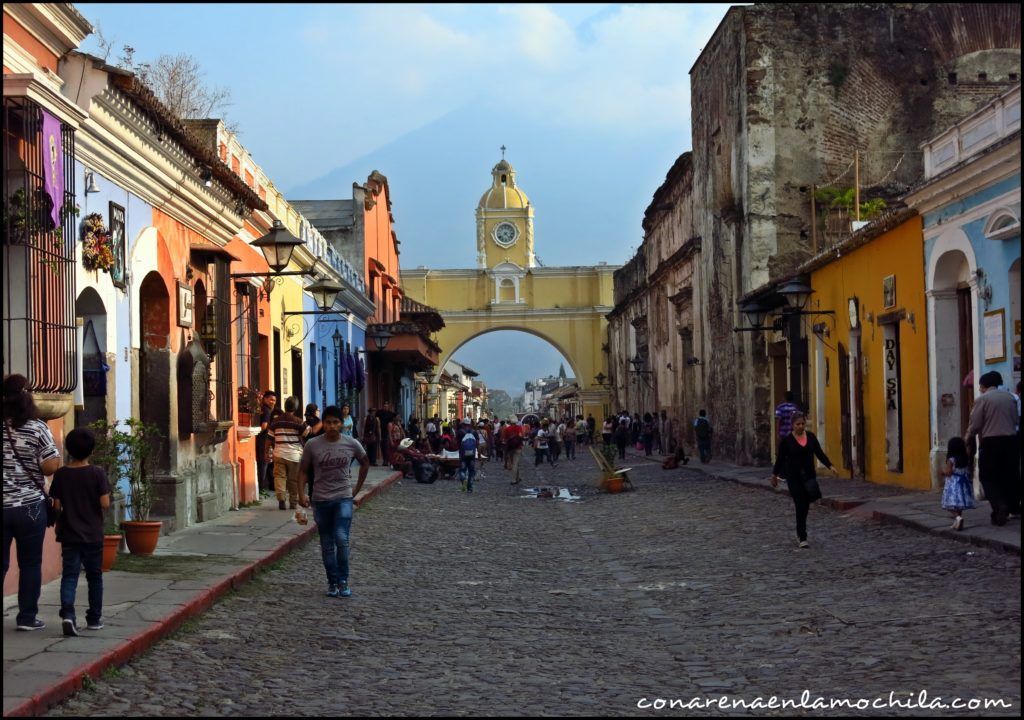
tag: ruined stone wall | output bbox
[689,2,1020,465]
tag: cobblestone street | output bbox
[51,455,1021,716]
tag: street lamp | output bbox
[740,301,769,330]
[306,277,344,312]
[368,329,393,352]
[777,279,813,311]
[252,220,304,273]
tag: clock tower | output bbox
[476,155,535,270]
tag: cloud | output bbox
[300,4,729,139]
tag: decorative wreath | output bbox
[81,212,114,272]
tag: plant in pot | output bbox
[89,418,164,555]
[101,508,123,572]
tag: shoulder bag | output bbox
[4,422,58,526]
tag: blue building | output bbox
[908,85,1021,473]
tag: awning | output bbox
[190,237,240,262]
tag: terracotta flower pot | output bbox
[102,534,122,572]
[120,520,163,556]
[602,476,625,494]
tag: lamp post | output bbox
[367,329,393,352]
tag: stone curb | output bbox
[687,464,1020,557]
[3,470,403,718]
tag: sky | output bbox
[75,3,733,396]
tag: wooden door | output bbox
[957,287,974,435]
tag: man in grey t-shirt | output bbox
[300,405,369,598]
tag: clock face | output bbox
[848,298,859,328]
[493,222,518,248]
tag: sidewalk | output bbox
[624,447,1021,555]
[2,465,402,718]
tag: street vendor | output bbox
[395,438,438,483]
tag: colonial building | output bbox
[3,2,93,593]
[607,152,702,448]
[59,51,267,529]
[800,211,931,489]
[684,3,1020,464]
[906,84,1021,479]
[294,172,443,423]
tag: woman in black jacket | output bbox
[770,413,836,548]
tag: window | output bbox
[231,155,240,174]
[236,282,261,417]
[219,143,228,161]
[2,97,77,395]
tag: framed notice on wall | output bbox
[109,202,126,290]
[177,281,193,328]
[882,275,896,309]
[983,308,1006,364]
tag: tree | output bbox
[486,389,515,419]
[92,24,238,132]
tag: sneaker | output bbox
[16,618,45,631]
[326,584,340,598]
[86,620,104,631]
[954,516,964,531]
[338,583,352,597]
[62,618,79,637]
[279,500,287,510]
[798,540,810,549]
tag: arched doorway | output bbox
[75,287,108,429]
[930,249,975,443]
[139,271,171,472]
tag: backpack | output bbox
[461,432,478,455]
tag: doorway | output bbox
[138,272,171,472]
[291,347,303,408]
[76,288,108,429]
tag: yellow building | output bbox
[401,157,618,420]
[805,210,932,489]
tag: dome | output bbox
[477,158,530,210]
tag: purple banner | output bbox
[41,110,64,227]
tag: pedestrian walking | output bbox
[602,417,614,446]
[303,404,323,444]
[614,418,629,460]
[641,413,655,456]
[459,427,478,492]
[299,405,369,598]
[965,371,1019,526]
[775,391,800,443]
[271,397,307,510]
[563,419,576,460]
[256,391,278,493]
[770,412,836,549]
[586,414,596,445]
[694,410,713,463]
[534,420,551,466]
[940,437,976,531]
[49,427,111,636]
[549,419,562,463]
[3,374,63,632]
[339,403,355,438]
[378,401,396,463]
[505,420,525,485]
[362,409,381,466]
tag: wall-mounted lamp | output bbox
[199,167,214,188]
[84,170,100,194]
[685,357,702,366]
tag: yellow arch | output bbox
[437,325,582,383]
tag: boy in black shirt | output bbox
[49,428,111,636]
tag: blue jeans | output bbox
[2,500,48,625]
[698,439,712,463]
[60,542,104,625]
[313,498,353,586]
[460,457,476,491]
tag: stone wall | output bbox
[687,2,1020,464]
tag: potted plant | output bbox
[101,510,122,572]
[90,418,164,555]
